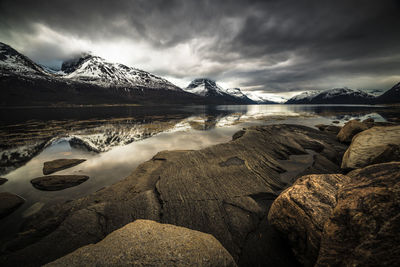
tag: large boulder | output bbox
[31,175,89,191]
[337,120,368,143]
[268,174,350,267]
[45,219,236,267]
[43,159,86,175]
[1,125,346,267]
[0,192,24,219]
[341,126,400,169]
[316,162,400,266]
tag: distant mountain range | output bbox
[0,42,399,106]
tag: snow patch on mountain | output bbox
[62,55,181,90]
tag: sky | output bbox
[1,0,400,98]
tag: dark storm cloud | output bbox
[0,0,399,93]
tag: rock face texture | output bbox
[268,174,350,267]
[30,175,89,191]
[45,219,236,267]
[0,125,346,267]
[337,120,368,143]
[43,159,86,175]
[0,192,24,219]
[316,162,400,266]
[341,126,400,169]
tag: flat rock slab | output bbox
[0,177,8,185]
[43,159,86,175]
[0,192,24,219]
[341,125,400,169]
[1,125,346,267]
[45,219,237,267]
[31,175,89,191]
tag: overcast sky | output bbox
[1,0,399,97]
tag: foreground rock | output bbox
[0,177,8,185]
[1,125,346,267]
[45,219,236,267]
[30,175,89,191]
[316,162,400,266]
[268,174,350,266]
[341,125,400,169]
[43,159,86,175]
[337,120,368,143]
[315,124,341,135]
[0,192,24,219]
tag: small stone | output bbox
[31,175,89,191]
[43,159,86,175]
[0,177,8,185]
[0,192,25,219]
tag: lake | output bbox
[0,104,398,238]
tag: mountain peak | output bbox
[185,78,225,96]
[61,53,98,74]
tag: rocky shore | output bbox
[0,122,399,266]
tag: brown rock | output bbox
[268,174,350,267]
[0,177,8,185]
[31,175,89,191]
[362,117,374,123]
[341,126,400,169]
[337,120,368,143]
[316,162,400,266]
[0,192,24,219]
[45,220,237,267]
[43,159,86,175]
[315,125,341,134]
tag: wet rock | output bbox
[0,192,24,219]
[45,219,236,267]
[268,174,350,267]
[1,125,346,267]
[341,126,400,169]
[316,162,400,266]
[332,121,340,124]
[0,177,8,185]
[337,120,368,143]
[315,124,341,135]
[31,175,89,191]
[43,159,86,175]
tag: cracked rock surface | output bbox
[0,124,346,266]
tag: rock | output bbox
[316,162,400,266]
[337,120,368,143]
[317,125,341,134]
[341,126,400,169]
[45,219,236,267]
[1,125,346,267]
[268,174,350,267]
[0,192,24,219]
[362,117,374,123]
[332,120,340,124]
[0,177,8,185]
[31,175,89,191]
[43,159,86,175]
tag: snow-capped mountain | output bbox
[375,82,400,104]
[62,54,181,91]
[184,79,255,104]
[0,42,47,78]
[245,92,286,104]
[286,88,375,104]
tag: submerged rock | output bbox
[341,125,400,169]
[0,192,24,219]
[45,219,236,267]
[31,175,89,191]
[0,177,8,185]
[43,159,86,175]
[268,174,350,267]
[316,162,400,266]
[337,120,368,143]
[1,125,346,267]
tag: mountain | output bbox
[286,88,375,104]
[61,54,180,91]
[0,42,48,78]
[0,42,203,106]
[184,78,255,104]
[245,92,285,104]
[375,82,400,104]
